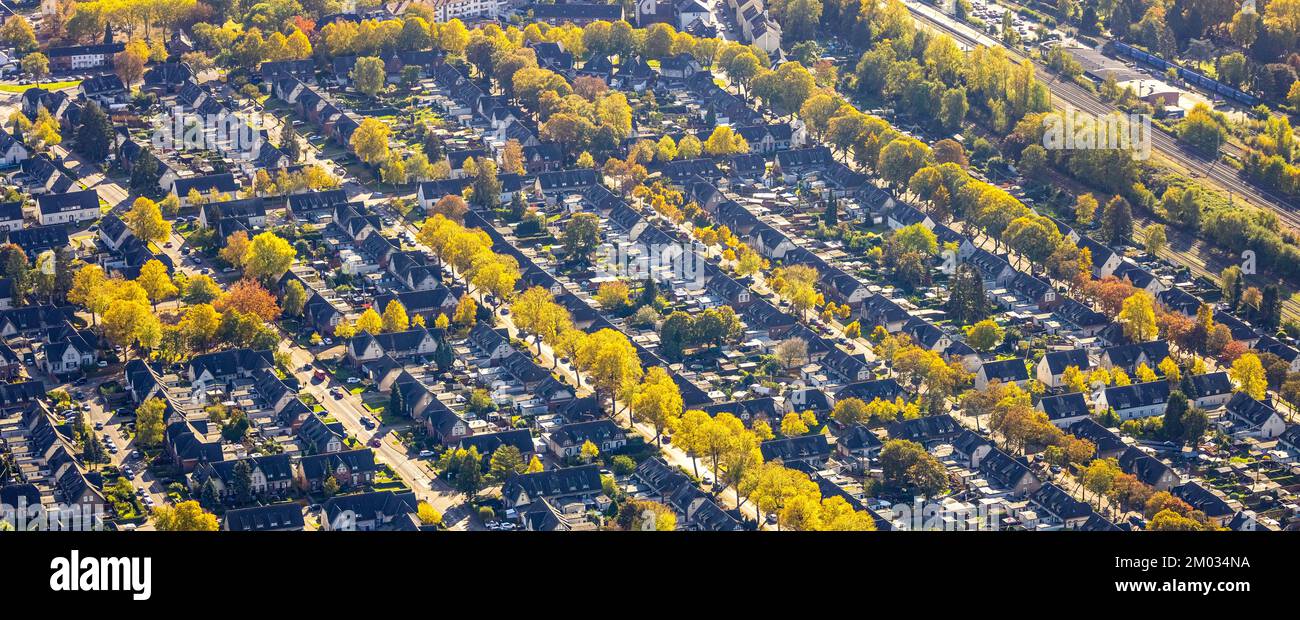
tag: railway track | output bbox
[902,2,1300,232]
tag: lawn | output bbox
[0,80,81,93]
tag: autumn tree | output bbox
[125,196,171,245]
[137,259,177,308]
[382,299,410,332]
[1119,290,1157,343]
[217,279,281,322]
[243,231,296,283]
[153,501,219,531]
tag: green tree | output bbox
[351,56,387,97]
[242,232,296,283]
[561,212,601,265]
[73,101,113,162]
[1101,196,1133,246]
[282,279,306,316]
[488,445,525,481]
[136,397,167,447]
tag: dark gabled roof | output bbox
[759,434,831,462]
[1213,310,1257,342]
[296,414,345,452]
[145,62,196,85]
[1041,349,1090,375]
[1080,513,1122,531]
[1031,482,1092,521]
[1157,286,1201,315]
[834,379,904,403]
[173,173,238,196]
[206,453,294,485]
[886,414,961,443]
[535,168,598,191]
[373,287,456,314]
[79,73,125,95]
[501,464,603,504]
[164,420,223,463]
[700,397,780,421]
[1068,418,1126,455]
[188,348,274,380]
[299,448,378,480]
[223,502,306,531]
[46,43,124,58]
[1171,481,1234,518]
[901,317,947,349]
[1185,371,1232,399]
[1253,335,1299,363]
[500,350,551,385]
[1118,446,1174,487]
[838,424,884,453]
[323,490,418,525]
[288,188,349,212]
[978,448,1037,490]
[775,146,833,169]
[456,430,534,456]
[1225,391,1281,428]
[820,347,871,382]
[952,428,992,457]
[1076,234,1117,265]
[469,321,509,352]
[1102,380,1169,411]
[1112,260,1157,289]
[547,419,625,446]
[1102,340,1170,368]
[635,456,691,497]
[37,189,99,215]
[1039,392,1089,422]
[979,358,1029,382]
[1053,297,1109,328]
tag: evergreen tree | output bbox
[823,198,839,226]
[944,265,988,325]
[232,459,253,504]
[432,332,453,371]
[74,101,113,162]
[389,386,405,417]
[279,121,301,162]
[639,277,659,308]
[1163,390,1188,443]
[129,149,162,194]
[1262,284,1282,330]
[1101,196,1133,246]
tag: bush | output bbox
[611,455,637,475]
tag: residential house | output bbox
[545,420,627,458]
[37,189,100,225]
[1118,446,1179,491]
[1095,380,1170,420]
[1222,392,1287,439]
[1035,349,1091,388]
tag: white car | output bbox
[418,450,434,458]
[346,377,361,384]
